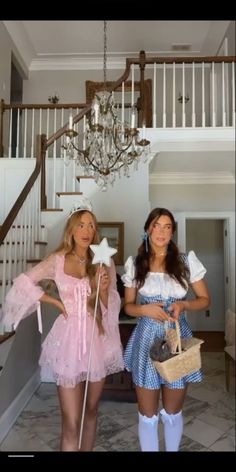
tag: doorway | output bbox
[10,58,23,157]
[174,211,234,351]
[186,219,225,332]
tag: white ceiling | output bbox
[4,20,231,71]
[3,20,234,180]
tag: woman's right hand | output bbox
[55,300,68,319]
[40,293,68,319]
[142,303,170,322]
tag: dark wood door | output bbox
[102,322,137,402]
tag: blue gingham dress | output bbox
[121,251,206,390]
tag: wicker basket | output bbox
[153,320,204,383]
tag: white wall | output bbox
[23,69,124,105]
[0,158,34,222]
[41,161,150,274]
[150,183,235,212]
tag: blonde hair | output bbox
[53,210,105,334]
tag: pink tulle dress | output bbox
[1,253,124,387]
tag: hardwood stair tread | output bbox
[76,176,95,180]
[56,192,83,196]
[0,259,42,263]
[41,209,63,212]
[0,331,15,345]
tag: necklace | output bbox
[156,252,167,257]
[73,251,87,265]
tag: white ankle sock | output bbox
[160,408,183,451]
[138,412,159,451]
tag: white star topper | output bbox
[90,238,117,266]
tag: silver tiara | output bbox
[68,197,93,218]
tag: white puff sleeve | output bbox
[121,256,137,288]
[188,250,206,283]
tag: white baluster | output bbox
[31,109,35,158]
[211,62,216,127]
[163,63,166,128]
[172,62,176,128]
[153,63,156,128]
[232,61,235,127]
[9,109,12,158]
[23,108,27,158]
[16,108,20,158]
[202,62,205,127]
[182,62,186,127]
[192,62,196,127]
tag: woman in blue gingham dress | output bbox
[121,208,210,452]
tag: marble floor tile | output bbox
[0,352,235,453]
[210,432,235,452]
[183,418,224,448]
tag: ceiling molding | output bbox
[149,172,235,185]
[30,57,127,71]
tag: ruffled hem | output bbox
[40,362,124,388]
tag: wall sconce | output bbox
[178,92,190,104]
[48,93,60,104]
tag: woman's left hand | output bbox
[95,266,110,293]
[168,301,186,320]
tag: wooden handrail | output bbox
[127,55,236,65]
[2,103,88,110]
[45,59,133,148]
[46,104,92,149]
[0,134,46,244]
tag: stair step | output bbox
[0,258,42,264]
[41,209,63,212]
[0,259,21,263]
[76,176,95,181]
[11,225,45,228]
[56,192,83,196]
[0,331,15,345]
[1,241,47,246]
[27,258,42,263]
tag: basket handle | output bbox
[174,320,182,354]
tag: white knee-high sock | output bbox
[138,412,159,451]
[160,408,183,451]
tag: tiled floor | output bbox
[0,352,235,452]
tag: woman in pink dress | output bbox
[1,197,124,451]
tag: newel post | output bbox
[36,134,47,210]
[0,99,5,157]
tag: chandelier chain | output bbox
[103,21,107,88]
[62,19,151,191]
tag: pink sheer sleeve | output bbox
[100,259,121,334]
[2,254,57,330]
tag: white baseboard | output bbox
[0,368,41,444]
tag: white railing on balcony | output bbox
[1,58,235,159]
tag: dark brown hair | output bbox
[135,208,189,289]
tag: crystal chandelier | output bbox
[62,21,150,191]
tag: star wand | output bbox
[78,238,117,450]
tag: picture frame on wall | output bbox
[98,222,124,266]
